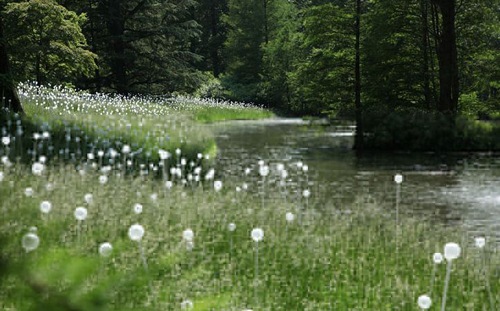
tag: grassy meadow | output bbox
[0,85,499,311]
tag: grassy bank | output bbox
[10,83,272,164]
[0,85,498,310]
[0,163,498,310]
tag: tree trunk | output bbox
[432,0,459,114]
[0,15,23,113]
[210,2,221,77]
[354,0,363,152]
[107,0,127,94]
[420,0,431,109]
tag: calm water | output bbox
[212,118,500,243]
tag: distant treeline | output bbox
[1,1,499,132]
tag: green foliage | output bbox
[289,2,355,116]
[363,108,500,151]
[261,0,302,111]
[222,0,267,102]
[3,0,97,86]
[363,0,428,110]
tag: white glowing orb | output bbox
[475,237,485,248]
[99,242,113,257]
[251,228,264,242]
[444,242,461,260]
[417,295,432,309]
[40,201,52,214]
[183,228,194,242]
[22,233,40,252]
[433,252,444,264]
[394,174,403,184]
[74,207,88,221]
[128,224,145,241]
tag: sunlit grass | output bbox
[0,164,498,310]
[0,84,498,310]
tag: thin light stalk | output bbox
[441,260,453,311]
[138,241,148,271]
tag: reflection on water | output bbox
[212,118,500,242]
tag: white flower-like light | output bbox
[433,252,444,264]
[302,164,309,172]
[159,149,170,160]
[45,183,54,191]
[128,224,145,241]
[444,242,461,261]
[99,175,108,184]
[259,165,269,177]
[251,228,264,242]
[22,232,40,252]
[475,237,485,248]
[40,201,52,214]
[133,203,143,214]
[99,242,113,257]
[175,148,181,156]
[417,295,432,309]
[205,168,215,180]
[74,207,88,221]
[32,162,45,176]
[214,180,223,192]
[84,193,93,204]
[2,136,10,145]
[286,212,295,223]
[0,171,4,182]
[165,180,173,189]
[276,163,284,172]
[228,223,236,232]
[394,173,403,184]
[303,189,311,198]
[122,145,131,154]
[183,228,194,242]
[180,299,193,309]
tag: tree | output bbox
[0,13,22,113]
[4,0,97,86]
[223,0,267,102]
[289,2,355,115]
[90,0,202,94]
[193,0,228,78]
[431,0,459,114]
[354,0,363,151]
[261,0,301,110]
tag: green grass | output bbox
[193,107,274,123]
[0,84,498,310]
[14,83,272,164]
[0,164,498,310]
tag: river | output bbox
[211,118,500,243]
